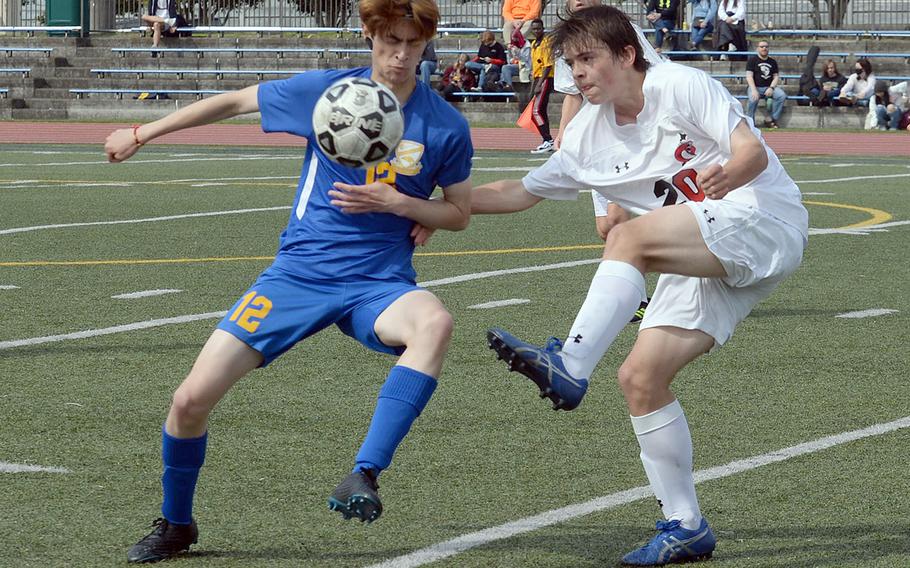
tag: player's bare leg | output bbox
[618,327,717,565]
[329,290,452,522]
[128,331,262,563]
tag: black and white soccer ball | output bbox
[312,77,405,169]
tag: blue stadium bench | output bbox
[91,68,306,80]
[0,67,30,77]
[70,88,226,99]
[852,52,910,63]
[1,46,53,57]
[451,91,517,100]
[0,25,81,37]
[111,47,325,59]
[665,50,851,62]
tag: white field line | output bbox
[836,308,898,319]
[0,156,298,168]
[366,415,910,568]
[796,172,910,184]
[0,206,290,236]
[112,289,182,300]
[0,260,600,351]
[468,299,531,309]
[0,461,70,474]
[0,285,19,290]
[0,312,227,350]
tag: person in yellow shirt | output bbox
[528,18,554,153]
[501,0,540,45]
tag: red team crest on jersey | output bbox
[674,138,697,164]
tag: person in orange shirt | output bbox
[501,0,541,45]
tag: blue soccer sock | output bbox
[354,366,438,474]
[161,426,207,525]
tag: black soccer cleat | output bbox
[127,517,198,563]
[328,469,383,523]
[629,298,650,324]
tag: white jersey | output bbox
[523,61,808,238]
[554,57,579,95]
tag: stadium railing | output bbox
[0,67,30,77]
[1,46,53,57]
[111,46,326,59]
[70,88,226,99]
[91,68,306,80]
[0,26,82,37]
[663,50,852,62]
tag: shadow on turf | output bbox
[415,522,903,566]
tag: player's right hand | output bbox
[105,128,141,163]
[410,223,436,246]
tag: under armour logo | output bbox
[614,163,629,174]
[615,165,621,174]
[571,334,583,343]
[703,208,716,223]
[679,132,687,142]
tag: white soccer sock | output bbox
[560,260,646,380]
[631,400,702,530]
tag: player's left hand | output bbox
[696,164,733,200]
[329,181,405,214]
[410,223,436,246]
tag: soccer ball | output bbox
[312,77,405,169]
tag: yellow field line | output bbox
[802,200,892,229]
[0,201,894,268]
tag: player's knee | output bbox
[169,385,211,427]
[617,358,658,405]
[417,308,454,345]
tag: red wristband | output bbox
[132,124,144,146]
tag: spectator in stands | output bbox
[745,41,786,128]
[142,0,179,52]
[714,0,747,55]
[645,0,679,50]
[688,0,716,50]
[437,54,477,101]
[816,59,847,106]
[886,81,910,130]
[528,18,554,153]
[418,40,438,85]
[501,0,540,45]
[465,30,507,92]
[838,58,876,107]
[874,80,906,130]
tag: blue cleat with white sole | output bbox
[486,328,588,411]
[621,518,716,566]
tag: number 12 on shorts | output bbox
[229,291,273,333]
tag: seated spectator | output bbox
[875,80,907,130]
[501,0,540,46]
[688,0,716,50]
[501,29,531,89]
[418,40,438,86]
[816,59,847,106]
[141,0,180,52]
[838,58,875,107]
[465,30,507,92]
[645,0,679,50]
[714,0,747,55]
[436,54,476,101]
[745,40,786,128]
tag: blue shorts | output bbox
[217,264,419,365]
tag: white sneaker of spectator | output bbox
[531,140,554,154]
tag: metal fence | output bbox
[15,0,910,30]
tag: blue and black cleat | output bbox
[621,518,716,566]
[486,327,589,411]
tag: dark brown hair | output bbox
[549,5,648,73]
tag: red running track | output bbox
[0,121,906,156]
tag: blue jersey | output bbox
[258,67,473,283]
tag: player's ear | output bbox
[366,37,373,49]
[363,27,373,50]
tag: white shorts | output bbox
[640,200,806,348]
